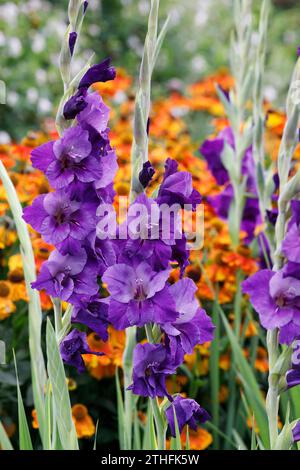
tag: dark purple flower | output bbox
[128,343,178,398]
[293,422,300,442]
[32,249,99,304]
[31,125,103,190]
[162,279,215,360]
[286,339,300,389]
[77,92,110,133]
[209,184,260,244]
[200,128,232,185]
[69,32,77,56]
[78,58,116,89]
[23,191,96,254]
[139,161,155,188]
[72,297,109,341]
[60,329,102,373]
[157,158,201,210]
[63,89,88,120]
[102,261,178,329]
[165,395,210,437]
[242,268,300,345]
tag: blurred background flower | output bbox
[0,0,299,140]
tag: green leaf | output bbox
[143,401,156,450]
[0,420,13,450]
[115,368,125,450]
[46,319,78,450]
[43,380,52,450]
[219,307,270,448]
[93,420,99,450]
[170,406,181,450]
[209,298,220,449]
[13,352,33,450]
[185,426,190,451]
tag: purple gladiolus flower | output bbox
[77,92,110,133]
[282,200,300,263]
[202,127,261,243]
[200,128,233,185]
[242,268,300,345]
[293,422,300,442]
[79,58,116,89]
[69,32,77,56]
[72,297,109,341]
[128,343,178,398]
[31,125,103,190]
[32,249,99,304]
[60,329,103,373]
[23,191,96,254]
[165,395,210,436]
[102,261,178,329]
[162,279,215,360]
[139,161,155,188]
[285,338,300,389]
[156,158,201,210]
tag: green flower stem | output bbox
[266,57,300,449]
[122,326,137,449]
[145,323,167,450]
[122,0,169,451]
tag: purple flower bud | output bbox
[60,329,103,373]
[79,58,116,89]
[139,161,155,188]
[165,395,210,437]
[63,89,88,120]
[83,1,89,14]
[69,31,77,57]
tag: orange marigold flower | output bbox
[72,404,95,439]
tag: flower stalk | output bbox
[122,0,170,449]
[266,56,300,449]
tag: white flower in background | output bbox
[264,85,278,103]
[32,34,46,54]
[127,35,143,57]
[7,91,19,106]
[38,97,52,114]
[191,55,207,73]
[0,131,11,144]
[0,32,6,47]
[195,10,208,27]
[138,1,149,16]
[0,3,19,27]
[8,37,22,58]
[26,88,39,104]
[35,69,47,84]
[89,24,101,36]
[88,0,98,11]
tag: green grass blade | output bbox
[0,420,13,450]
[170,406,182,450]
[232,430,247,450]
[185,426,190,450]
[93,420,99,450]
[209,298,220,449]
[0,160,47,444]
[219,307,270,448]
[13,351,33,450]
[133,409,141,450]
[46,319,78,450]
[115,368,125,450]
[143,401,156,450]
